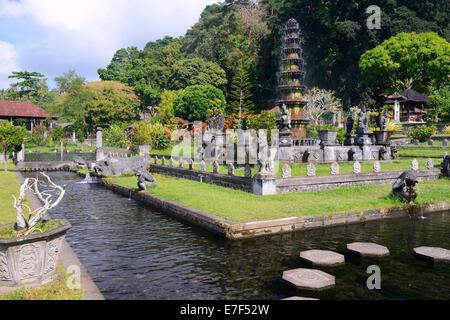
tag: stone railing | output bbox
[148,155,253,193]
[292,138,320,146]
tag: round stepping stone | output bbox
[299,250,345,267]
[283,296,319,300]
[282,268,335,291]
[347,242,389,257]
[413,247,450,264]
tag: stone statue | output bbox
[379,146,387,160]
[390,145,398,160]
[378,111,388,131]
[392,171,419,203]
[281,163,291,178]
[212,108,225,131]
[344,115,354,135]
[257,132,273,173]
[357,106,370,133]
[440,155,450,177]
[73,156,88,168]
[136,168,156,191]
[94,156,150,177]
[279,104,291,131]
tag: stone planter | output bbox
[318,130,338,145]
[0,219,71,288]
[138,144,150,155]
[374,131,388,144]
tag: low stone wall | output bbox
[276,169,441,193]
[149,163,253,193]
[15,161,75,171]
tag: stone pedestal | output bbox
[96,127,105,161]
[252,172,277,195]
[344,134,356,146]
[374,131,388,145]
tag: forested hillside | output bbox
[98,0,449,110]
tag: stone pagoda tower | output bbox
[277,18,307,140]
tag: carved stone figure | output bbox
[279,104,292,132]
[94,156,149,177]
[440,155,450,177]
[390,145,398,160]
[307,162,316,176]
[244,164,252,178]
[427,158,434,170]
[257,132,273,173]
[373,161,381,173]
[227,163,235,176]
[136,168,157,191]
[281,163,291,178]
[213,161,219,174]
[330,162,339,175]
[379,146,387,160]
[392,171,419,203]
[411,159,419,171]
[344,115,354,135]
[378,111,388,131]
[353,161,361,174]
[357,106,370,134]
[200,160,206,172]
[73,156,88,168]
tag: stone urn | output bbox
[374,131,389,144]
[318,130,338,145]
[138,144,150,155]
[0,219,71,288]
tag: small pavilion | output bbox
[385,88,428,123]
[0,100,58,130]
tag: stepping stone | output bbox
[283,296,319,300]
[282,268,335,291]
[299,250,345,267]
[413,247,450,264]
[347,242,389,257]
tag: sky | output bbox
[0,0,219,89]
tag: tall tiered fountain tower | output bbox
[277,18,307,142]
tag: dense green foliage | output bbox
[173,85,226,121]
[359,32,450,96]
[0,122,25,170]
[103,124,131,148]
[408,124,437,142]
[132,121,152,145]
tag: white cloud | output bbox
[0,0,219,88]
[0,40,20,89]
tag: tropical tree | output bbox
[168,58,227,91]
[359,32,450,95]
[0,121,26,171]
[303,88,341,126]
[7,71,49,103]
[173,85,226,122]
[228,60,255,118]
[156,90,179,124]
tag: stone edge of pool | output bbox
[75,170,450,241]
[15,171,105,300]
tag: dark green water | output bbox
[45,172,449,300]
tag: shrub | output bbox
[51,126,63,142]
[386,121,403,132]
[173,84,226,122]
[133,121,152,145]
[103,124,130,148]
[305,126,318,139]
[149,122,172,150]
[442,125,450,135]
[408,125,437,142]
[77,128,85,143]
[336,127,346,144]
[30,125,46,146]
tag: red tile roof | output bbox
[0,100,57,119]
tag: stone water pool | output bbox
[42,172,449,300]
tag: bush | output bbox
[173,84,226,122]
[30,125,46,146]
[149,122,172,150]
[336,127,346,144]
[133,121,152,145]
[51,126,63,142]
[408,125,437,142]
[442,125,450,135]
[305,126,318,139]
[103,124,130,148]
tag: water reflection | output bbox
[41,172,449,300]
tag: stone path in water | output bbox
[413,246,450,264]
[299,249,345,267]
[346,242,390,257]
[281,242,449,300]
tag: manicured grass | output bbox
[109,174,450,224]
[0,161,23,224]
[398,148,448,157]
[0,265,83,300]
[153,158,440,178]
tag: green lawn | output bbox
[0,161,23,224]
[151,157,440,178]
[0,265,83,300]
[398,148,448,157]
[109,174,450,224]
